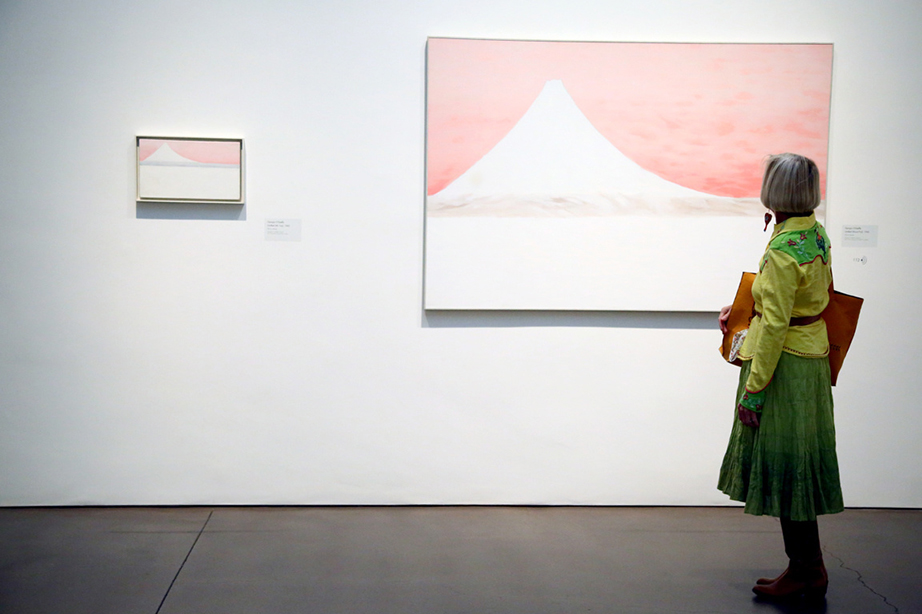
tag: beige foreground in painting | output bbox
[425,216,767,311]
[138,165,241,201]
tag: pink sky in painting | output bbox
[138,139,241,164]
[427,39,832,197]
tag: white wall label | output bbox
[265,219,301,242]
[841,225,878,248]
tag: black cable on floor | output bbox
[155,509,214,614]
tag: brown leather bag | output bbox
[719,272,863,386]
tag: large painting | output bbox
[424,38,833,310]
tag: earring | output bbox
[763,212,772,232]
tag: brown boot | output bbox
[753,556,827,600]
[756,565,789,585]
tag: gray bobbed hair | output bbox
[760,153,821,214]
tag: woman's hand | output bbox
[737,405,760,428]
[718,305,732,334]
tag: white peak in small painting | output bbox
[145,143,193,164]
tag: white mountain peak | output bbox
[145,143,193,164]
[433,79,712,201]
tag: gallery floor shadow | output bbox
[136,202,246,221]
[422,309,718,329]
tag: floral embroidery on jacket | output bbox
[769,222,830,266]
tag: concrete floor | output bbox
[0,506,918,614]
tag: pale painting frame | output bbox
[137,136,245,204]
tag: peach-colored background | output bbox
[138,139,241,165]
[427,39,832,197]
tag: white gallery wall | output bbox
[1,0,920,506]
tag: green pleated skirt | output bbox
[717,352,844,521]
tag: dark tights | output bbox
[780,518,822,563]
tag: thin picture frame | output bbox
[136,136,245,204]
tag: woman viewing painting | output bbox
[717,153,843,601]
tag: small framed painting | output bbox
[137,137,244,203]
